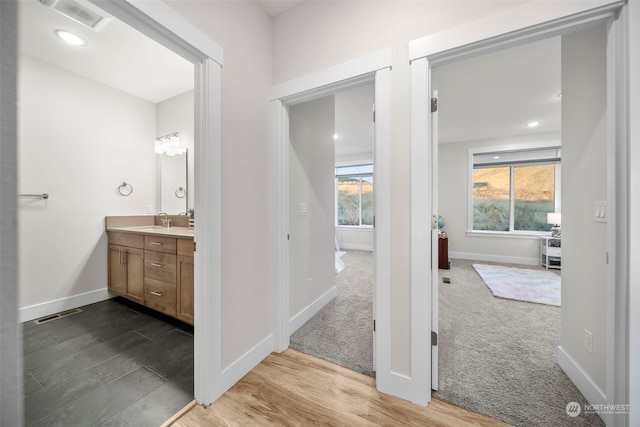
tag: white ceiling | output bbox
[18,0,193,104]
[437,36,561,144]
[257,0,308,17]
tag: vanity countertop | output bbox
[106,225,193,238]
[105,215,193,238]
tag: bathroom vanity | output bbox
[106,216,194,325]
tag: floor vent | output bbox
[33,308,83,325]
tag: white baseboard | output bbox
[289,286,337,335]
[220,334,273,394]
[557,345,606,408]
[449,251,539,266]
[19,288,112,323]
[339,243,374,251]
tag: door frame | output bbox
[271,49,413,401]
[409,1,628,420]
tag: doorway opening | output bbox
[287,83,376,377]
[410,2,627,425]
[272,51,397,398]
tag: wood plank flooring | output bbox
[171,349,507,427]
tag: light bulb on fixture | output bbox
[526,121,540,128]
[155,133,186,156]
[55,30,86,46]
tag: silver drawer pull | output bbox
[150,263,163,268]
[150,291,164,297]
[150,242,163,246]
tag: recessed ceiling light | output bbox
[55,30,87,46]
[526,121,540,128]
[493,156,500,160]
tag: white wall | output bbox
[164,0,273,370]
[273,0,543,375]
[438,132,560,265]
[289,96,336,319]
[156,90,195,214]
[18,55,156,317]
[559,25,608,395]
[156,90,194,213]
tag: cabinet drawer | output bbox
[544,247,561,257]
[145,251,176,284]
[177,238,194,257]
[144,278,176,317]
[108,232,144,249]
[144,235,177,254]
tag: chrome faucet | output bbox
[158,212,171,227]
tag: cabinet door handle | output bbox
[150,242,163,246]
[150,291,164,297]
[150,263,163,268]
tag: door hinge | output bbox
[373,319,376,332]
[287,233,290,241]
[431,97,438,113]
[431,331,438,346]
[372,103,375,123]
[193,242,196,252]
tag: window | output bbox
[336,164,373,227]
[470,146,560,233]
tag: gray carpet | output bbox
[435,259,604,427]
[290,250,374,377]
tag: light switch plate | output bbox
[299,203,308,216]
[594,201,607,223]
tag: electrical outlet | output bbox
[584,329,593,354]
[145,204,153,214]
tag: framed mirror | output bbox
[156,149,188,214]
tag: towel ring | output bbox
[118,182,133,196]
[175,186,186,198]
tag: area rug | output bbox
[472,263,561,306]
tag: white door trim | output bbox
[409,1,628,421]
[271,50,407,400]
[88,0,223,405]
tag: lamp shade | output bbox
[547,212,561,225]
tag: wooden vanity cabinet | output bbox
[108,230,194,325]
[108,233,144,304]
[177,239,194,325]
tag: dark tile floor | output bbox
[22,297,194,426]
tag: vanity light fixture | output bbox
[525,121,540,128]
[155,132,186,156]
[55,29,86,46]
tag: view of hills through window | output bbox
[473,164,556,231]
[336,165,373,226]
